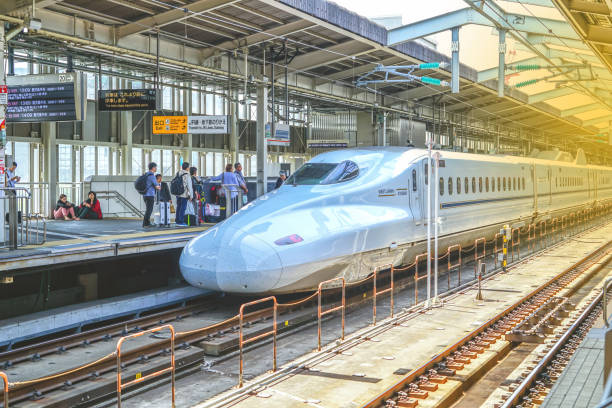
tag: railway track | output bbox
[0,214,608,407]
[362,239,612,408]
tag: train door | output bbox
[409,164,423,223]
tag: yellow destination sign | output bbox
[152,116,187,134]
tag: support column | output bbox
[183,83,193,164]
[256,79,268,197]
[42,122,57,217]
[498,29,506,98]
[356,112,374,146]
[229,89,239,164]
[451,27,460,94]
[0,25,6,243]
[120,111,132,175]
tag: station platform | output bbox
[0,219,211,272]
[195,223,612,408]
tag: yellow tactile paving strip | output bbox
[197,224,612,408]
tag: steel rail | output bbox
[0,297,215,367]
[360,239,612,408]
[500,272,612,408]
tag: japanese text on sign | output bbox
[152,116,188,134]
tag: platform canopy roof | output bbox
[0,0,611,148]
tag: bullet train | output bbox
[179,146,612,294]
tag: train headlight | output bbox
[274,234,304,246]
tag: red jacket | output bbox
[82,199,103,219]
[91,200,102,219]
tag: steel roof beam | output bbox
[289,40,373,71]
[118,0,239,38]
[498,0,555,6]
[528,87,576,103]
[201,19,314,58]
[387,6,578,45]
[582,114,612,127]
[559,103,601,117]
[567,0,610,16]
[0,0,61,14]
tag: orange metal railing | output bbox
[511,228,520,261]
[474,237,486,277]
[447,244,462,286]
[414,253,429,304]
[373,264,395,325]
[239,297,277,387]
[527,223,536,252]
[538,220,547,249]
[1,371,8,408]
[116,324,175,408]
[317,277,346,351]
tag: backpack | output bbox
[134,173,148,195]
[170,172,185,196]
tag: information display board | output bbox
[6,73,86,122]
[265,123,291,146]
[98,89,157,111]
[188,115,229,134]
[152,116,188,134]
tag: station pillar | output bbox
[498,29,506,98]
[356,112,374,146]
[451,27,460,94]
[229,89,239,164]
[42,122,57,217]
[120,111,132,176]
[256,79,268,197]
[0,25,5,244]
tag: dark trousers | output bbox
[176,196,187,225]
[77,206,98,219]
[143,196,154,226]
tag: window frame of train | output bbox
[472,177,476,194]
[486,177,490,192]
[448,177,453,196]
[439,177,444,196]
[412,169,417,192]
[479,177,483,193]
[464,177,469,194]
[456,177,461,194]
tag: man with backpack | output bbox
[135,162,160,228]
[171,162,193,226]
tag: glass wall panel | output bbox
[162,150,173,176]
[205,152,213,176]
[14,142,29,182]
[97,147,109,175]
[58,144,72,182]
[132,147,142,176]
[83,146,96,179]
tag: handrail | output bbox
[317,277,346,351]
[116,324,175,408]
[603,277,612,328]
[0,371,8,408]
[474,237,486,277]
[95,190,144,218]
[239,297,277,387]
[511,228,520,261]
[373,264,394,325]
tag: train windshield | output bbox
[287,160,359,185]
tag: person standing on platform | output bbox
[156,174,171,227]
[234,162,248,202]
[174,162,193,226]
[210,163,240,217]
[274,171,287,189]
[142,162,160,228]
[5,162,20,194]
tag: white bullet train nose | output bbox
[179,225,284,293]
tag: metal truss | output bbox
[355,62,450,89]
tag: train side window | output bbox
[464,177,469,194]
[491,177,495,192]
[503,177,506,191]
[439,177,444,196]
[448,177,453,196]
[522,177,525,190]
[513,177,516,191]
[457,177,461,194]
[479,177,483,193]
[425,163,428,185]
[497,177,501,191]
[485,177,489,192]
[412,169,417,191]
[472,177,476,193]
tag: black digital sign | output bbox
[7,83,77,122]
[98,89,157,111]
